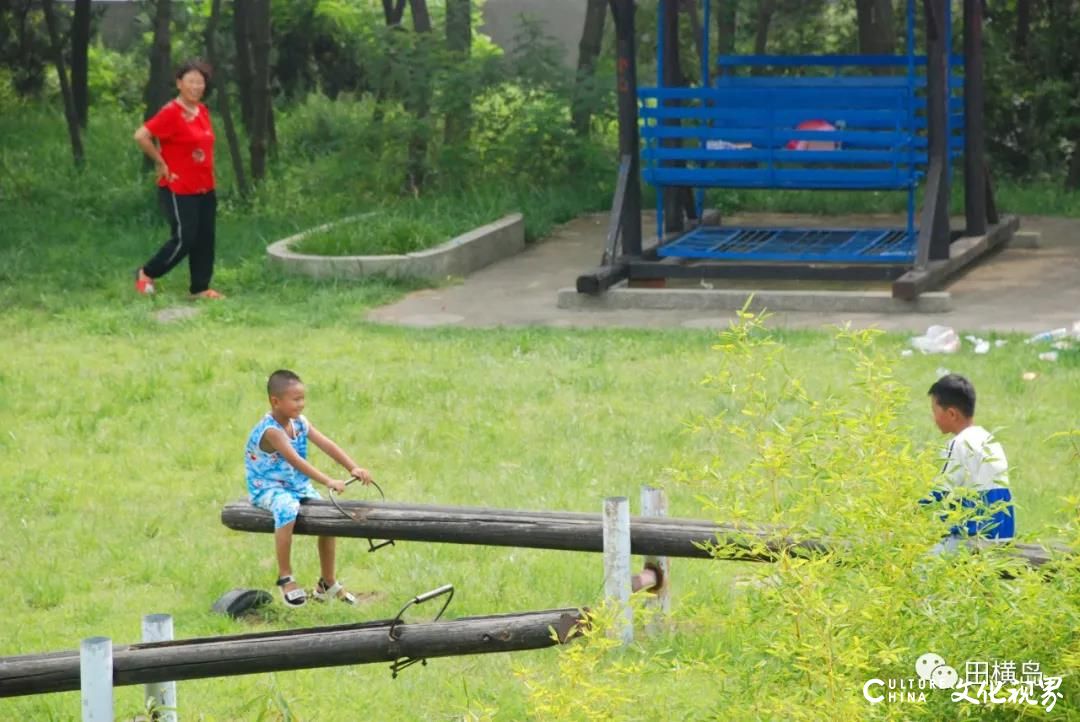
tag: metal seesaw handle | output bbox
[414,584,454,604]
[329,478,395,551]
[388,584,455,642]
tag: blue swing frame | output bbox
[638,0,964,265]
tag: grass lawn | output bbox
[2,106,1079,720]
[2,308,1078,720]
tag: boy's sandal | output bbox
[276,575,307,607]
[313,578,358,605]
[190,289,225,300]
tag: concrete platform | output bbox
[366,213,1080,333]
[557,286,952,313]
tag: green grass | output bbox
[1,316,1078,720]
[2,102,1080,720]
[291,183,605,257]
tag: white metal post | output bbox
[142,614,177,721]
[80,636,112,722]
[603,496,633,645]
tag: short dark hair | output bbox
[928,374,976,418]
[268,369,302,397]
[175,59,212,83]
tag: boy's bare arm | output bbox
[308,424,372,483]
[263,427,345,491]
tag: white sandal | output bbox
[276,575,307,607]
[313,578,358,605]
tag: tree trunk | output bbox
[144,0,172,121]
[70,0,91,127]
[405,0,433,194]
[1068,138,1080,190]
[382,0,407,25]
[661,0,690,232]
[855,0,896,74]
[752,0,776,72]
[204,0,248,197]
[373,0,407,124]
[232,0,255,133]
[1014,0,1031,59]
[444,0,471,145]
[267,99,277,156]
[716,0,737,56]
[683,0,705,81]
[247,0,271,181]
[571,0,607,136]
[41,0,83,166]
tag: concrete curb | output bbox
[267,213,525,280]
[556,287,953,314]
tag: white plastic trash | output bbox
[1039,352,1059,362]
[965,335,991,354]
[1026,328,1069,344]
[911,326,961,354]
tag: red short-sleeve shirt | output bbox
[143,100,216,195]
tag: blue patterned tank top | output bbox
[245,414,311,497]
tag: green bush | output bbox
[517,310,1080,720]
[86,42,145,112]
[469,83,584,184]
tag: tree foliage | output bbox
[515,309,1080,720]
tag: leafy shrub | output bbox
[516,309,1080,720]
[87,42,145,112]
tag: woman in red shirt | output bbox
[133,59,224,299]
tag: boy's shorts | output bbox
[251,484,322,529]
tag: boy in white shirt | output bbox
[924,374,1015,551]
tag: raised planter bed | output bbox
[267,213,525,280]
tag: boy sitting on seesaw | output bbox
[923,373,1015,554]
[245,369,373,607]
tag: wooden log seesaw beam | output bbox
[220,499,1065,569]
[0,608,585,698]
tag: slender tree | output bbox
[405,0,432,194]
[205,0,248,196]
[1014,0,1031,59]
[571,0,607,137]
[144,0,172,121]
[855,0,896,74]
[70,0,90,126]
[233,0,255,132]
[716,0,737,60]
[382,0,407,25]
[41,0,83,165]
[753,0,777,72]
[444,0,471,145]
[247,0,271,180]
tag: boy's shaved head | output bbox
[267,369,302,397]
[928,373,976,418]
